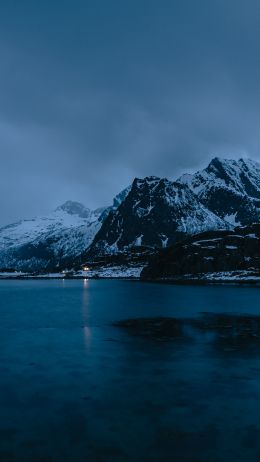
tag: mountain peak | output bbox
[132,176,165,192]
[134,175,161,184]
[207,156,236,171]
[88,172,228,256]
[144,175,161,182]
[207,156,260,172]
[56,201,91,218]
[179,156,260,226]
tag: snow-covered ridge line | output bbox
[1,156,260,272]
[178,157,260,226]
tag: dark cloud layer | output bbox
[1,0,260,224]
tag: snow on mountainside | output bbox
[112,185,132,208]
[0,201,104,271]
[2,156,260,273]
[88,176,229,256]
[179,157,260,226]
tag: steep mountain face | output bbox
[88,176,229,256]
[96,186,132,222]
[2,157,260,273]
[141,224,260,280]
[0,202,105,271]
[179,157,260,226]
[112,186,131,209]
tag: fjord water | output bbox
[1,281,260,462]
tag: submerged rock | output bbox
[113,317,185,341]
[114,314,260,350]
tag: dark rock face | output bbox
[179,157,260,226]
[88,176,227,256]
[141,224,260,279]
[2,157,260,273]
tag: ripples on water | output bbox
[0,280,260,462]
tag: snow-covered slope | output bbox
[179,157,260,226]
[88,176,229,255]
[0,201,104,271]
[2,157,260,272]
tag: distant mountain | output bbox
[2,156,260,273]
[0,185,134,272]
[0,201,104,271]
[179,157,260,226]
[56,200,96,218]
[87,176,229,256]
[141,224,260,280]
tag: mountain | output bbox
[179,157,260,226]
[112,185,132,209]
[87,176,229,256]
[141,224,260,280]
[0,186,133,272]
[0,201,105,272]
[55,200,99,218]
[96,186,132,221]
[2,157,260,274]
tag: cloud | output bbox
[1,0,260,224]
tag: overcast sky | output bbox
[1,0,260,225]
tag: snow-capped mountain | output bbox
[55,200,98,218]
[179,157,260,226]
[0,201,105,271]
[87,176,229,256]
[2,156,260,273]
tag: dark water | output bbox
[1,280,260,462]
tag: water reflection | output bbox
[82,279,92,350]
[82,326,92,349]
[82,279,90,321]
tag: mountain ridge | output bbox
[1,156,260,272]
[179,157,260,226]
[87,175,229,256]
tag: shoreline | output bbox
[141,278,260,286]
[1,274,260,285]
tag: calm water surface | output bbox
[1,280,260,462]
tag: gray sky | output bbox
[1,0,260,225]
